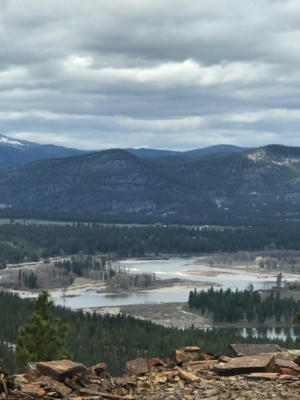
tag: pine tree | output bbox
[15,291,69,368]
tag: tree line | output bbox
[188,288,300,324]
[0,291,298,375]
[2,221,300,264]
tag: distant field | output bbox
[0,218,72,226]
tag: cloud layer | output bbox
[1,0,300,150]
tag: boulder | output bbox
[171,346,200,365]
[275,359,300,376]
[178,369,199,382]
[37,360,86,381]
[90,362,108,376]
[20,383,46,397]
[126,358,149,375]
[147,357,166,369]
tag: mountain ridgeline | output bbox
[0,144,300,223]
[0,134,86,168]
[126,144,247,158]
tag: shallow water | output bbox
[53,257,300,309]
[118,257,284,288]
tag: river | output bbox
[53,256,300,309]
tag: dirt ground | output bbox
[84,302,211,329]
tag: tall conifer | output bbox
[15,291,68,368]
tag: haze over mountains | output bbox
[0,135,300,223]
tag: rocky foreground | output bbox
[1,345,300,399]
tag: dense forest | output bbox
[0,291,298,375]
[2,221,300,264]
[188,288,300,324]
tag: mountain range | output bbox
[0,135,300,223]
[126,144,247,159]
[0,134,85,168]
[0,134,247,168]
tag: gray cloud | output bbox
[1,0,300,150]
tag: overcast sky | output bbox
[1,0,300,150]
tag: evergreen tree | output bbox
[15,291,69,368]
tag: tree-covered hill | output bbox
[0,291,298,375]
[0,145,300,222]
[1,222,300,263]
[0,134,86,168]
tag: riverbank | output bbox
[6,275,213,300]
[3,254,300,308]
[83,302,211,329]
[83,302,300,338]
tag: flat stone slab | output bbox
[230,344,283,357]
[215,354,276,376]
[37,360,86,381]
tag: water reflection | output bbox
[240,326,300,341]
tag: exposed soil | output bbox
[84,302,211,329]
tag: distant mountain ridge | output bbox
[0,134,86,168]
[0,135,248,168]
[0,143,300,223]
[127,144,247,158]
[0,149,195,218]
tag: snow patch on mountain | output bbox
[0,136,25,146]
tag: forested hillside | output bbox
[188,288,300,323]
[0,149,199,221]
[0,292,297,375]
[0,145,300,222]
[1,222,300,264]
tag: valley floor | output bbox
[84,301,300,333]
[83,302,209,329]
